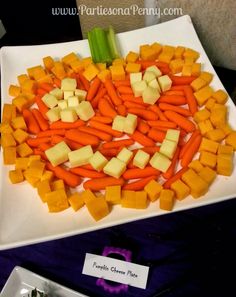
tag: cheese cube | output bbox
[11,116,27,130]
[117,147,133,164]
[46,189,69,212]
[68,192,84,211]
[198,166,217,184]
[148,79,161,92]
[190,77,207,92]
[51,179,65,191]
[13,129,29,144]
[112,115,126,132]
[89,151,108,171]
[199,151,217,168]
[64,91,74,100]
[9,169,24,184]
[86,196,110,221]
[125,62,141,73]
[142,86,160,105]
[45,141,71,166]
[75,101,95,121]
[150,152,171,173]
[160,139,177,159]
[124,113,138,134]
[188,160,204,173]
[200,71,213,84]
[131,80,147,97]
[3,147,16,164]
[158,75,172,92]
[144,179,162,201]
[42,94,58,108]
[103,157,126,178]
[58,100,68,110]
[67,96,79,107]
[143,71,156,83]
[194,86,213,106]
[60,108,78,123]
[46,107,61,122]
[182,169,209,198]
[193,109,210,123]
[165,129,180,143]
[121,190,136,208]
[126,51,139,63]
[218,145,234,155]
[146,65,162,77]
[110,64,125,81]
[205,98,216,110]
[159,189,174,211]
[15,157,29,170]
[133,150,150,169]
[199,137,219,154]
[68,145,93,167]
[16,142,33,157]
[170,179,190,200]
[206,129,225,142]
[135,191,148,209]
[210,105,227,128]
[212,89,228,104]
[198,119,214,135]
[37,179,51,202]
[50,88,63,100]
[74,89,87,101]
[105,185,121,204]
[217,154,233,176]
[130,72,142,85]
[61,78,77,91]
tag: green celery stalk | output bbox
[107,26,120,59]
[87,30,101,63]
[93,27,112,64]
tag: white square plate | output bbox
[0,15,236,250]
[0,266,88,297]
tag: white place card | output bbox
[82,253,149,289]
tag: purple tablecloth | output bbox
[1,198,236,297]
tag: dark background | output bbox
[0,1,236,296]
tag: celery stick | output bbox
[107,26,120,59]
[87,31,97,63]
[93,27,112,64]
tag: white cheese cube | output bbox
[112,115,126,132]
[89,151,108,171]
[160,139,177,159]
[58,100,68,110]
[150,152,171,173]
[64,91,74,100]
[148,78,161,92]
[60,108,78,123]
[61,78,77,91]
[131,80,147,97]
[42,94,58,108]
[46,107,61,122]
[74,89,87,101]
[146,65,162,77]
[165,129,180,143]
[133,150,150,169]
[68,145,93,168]
[75,101,95,121]
[67,96,80,107]
[117,147,133,164]
[130,72,142,85]
[124,113,138,134]
[158,75,172,92]
[49,88,63,100]
[142,86,160,105]
[103,157,126,178]
[45,141,71,167]
[143,71,156,83]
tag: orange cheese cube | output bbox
[218,145,234,155]
[121,190,136,208]
[216,154,233,176]
[82,189,97,204]
[69,59,84,73]
[21,79,37,94]
[190,77,207,92]
[182,169,208,198]
[212,89,228,104]
[9,169,24,184]
[11,116,27,130]
[199,71,213,84]
[169,59,184,74]
[41,170,54,182]
[43,56,54,70]
[126,51,139,63]
[61,52,78,65]
[37,179,51,202]
[205,97,216,110]
[193,108,210,123]
[0,123,14,134]
[183,48,199,61]
[182,64,192,76]
[158,52,174,64]
[3,147,16,165]
[194,86,213,106]
[1,133,16,147]
[140,45,158,61]
[51,179,65,191]
[12,95,29,112]
[199,137,219,154]
[125,63,141,73]
[2,104,17,122]
[170,179,190,200]
[191,63,201,76]
[135,191,148,209]
[159,189,175,211]
[144,179,163,202]
[9,85,21,97]
[225,131,236,150]
[97,69,111,82]
[198,166,217,185]
[51,62,66,80]
[68,192,85,211]
[174,46,185,59]
[46,189,69,212]
[17,74,29,86]
[198,119,214,135]
[210,105,227,128]
[13,129,29,144]
[199,151,217,168]
[110,64,126,81]
[82,57,93,68]
[83,63,99,81]
[205,129,225,142]
[86,195,110,221]
[16,142,33,157]
[15,157,29,170]
[105,185,121,204]
[188,159,204,173]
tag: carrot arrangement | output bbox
[1,39,236,222]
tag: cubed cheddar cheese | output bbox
[110,64,126,81]
[188,159,204,173]
[37,179,51,202]
[68,192,85,211]
[212,89,228,104]
[198,166,217,185]
[194,86,213,106]
[225,131,236,150]
[45,189,69,212]
[16,142,33,157]
[198,119,214,135]
[105,185,121,204]
[159,189,175,211]
[199,137,219,154]
[218,145,234,155]
[121,190,136,208]
[199,151,217,168]
[126,51,139,63]
[15,157,29,170]
[216,154,233,176]
[9,169,24,184]
[191,77,207,92]
[210,105,227,127]
[83,64,99,81]
[193,109,210,123]
[51,179,65,191]
[182,169,209,198]
[144,179,162,202]
[86,195,110,221]
[13,129,29,144]
[205,129,225,142]
[135,191,148,209]
[170,179,190,200]
[125,63,141,73]
[1,133,16,147]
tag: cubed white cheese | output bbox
[45,141,71,167]
[133,150,150,169]
[49,88,63,100]
[46,107,61,122]
[130,72,142,85]
[158,75,172,92]
[74,89,87,101]
[67,96,80,107]
[143,71,156,83]
[131,80,147,97]
[42,94,58,108]
[160,139,177,159]
[61,78,77,91]
[68,145,93,168]
[117,147,133,164]
[148,78,161,92]
[142,86,160,105]
[150,152,171,173]
[112,115,126,132]
[64,91,74,100]
[146,65,162,77]
[60,108,78,123]
[165,129,180,143]
[103,157,126,178]
[58,100,68,110]
[75,101,95,121]
[89,151,108,171]
[124,113,138,134]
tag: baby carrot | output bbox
[50,135,64,144]
[148,128,166,143]
[65,139,83,150]
[127,108,158,121]
[124,101,144,109]
[49,119,85,130]
[86,77,101,101]
[33,148,47,161]
[36,88,47,96]
[148,105,168,121]
[35,96,49,118]
[37,129,65,138]
[89,121,123,138]
[179,129,200,159]
[120,94,148,106]
[113,80,131,87]
[27,137,51,147]
[91,87,107,108]
[180,134,202,167]
[38,142,53,151]
[158,95,186,105]
[117,104,127,116]
[163,90,185,96]
[132,146,160,155]
[99,147,120,157]
[117,86,133,94]
[46,162,81,188]
[80,164,95,170]
[162,147,180,180]
[98,97,117,118]
[70,167,107,178]
[78,126,112,142]
[137,120,150,134]
[31,108,49,131]
[104,79,122,106]
[53,77,61,88]
[169,75,196,85]
[163,167,188,189]
[164,111,196,133]
[183,85,198,115]
[39,82,54,92]
[78,72,90,91]
[65,129,99,147]
[159,103,192,117]
[22,109,41,134]
[123,166,160,180]
[83,177,125,191]
[147,120,177,128]
[92,116,113,124]
[102,139,134,149]
[130,131,155,147]
[122,175,158,191]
